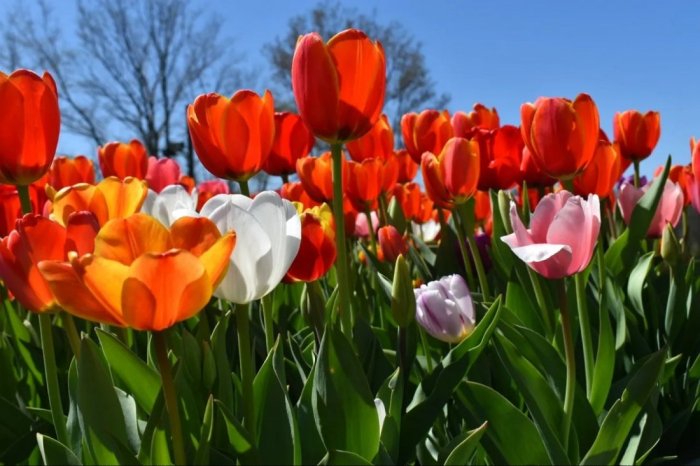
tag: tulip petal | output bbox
[509,243,573,279]
[76,255,129,320]
[94,213,171,265]
[170,216,222,256]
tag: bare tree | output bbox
[264,1,450,140]
[1,0,248,179]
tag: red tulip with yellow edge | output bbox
[263,112,315,177]
[573,140,622,198]
[521,93,599,180]
[296,152,338,203]
[421,137,480,208]
[402,109,453,163]
[38,213,235,330]
[346,114,394,162]
[292,29,386,143]
[0,213,98,313]
[285,203,336,282]
[48,156,95,191]
[0,69,60,186]
[613,110,660,162]
[50,177,148,227]
[187,90,275,182]
[452,103,500,137]
[98,139,149,180]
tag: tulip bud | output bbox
[414,274,476,343]
[391,255,415,327]
[660,223,681,264]
[378,225,408,263]
[301,281,326,340]
[497,190,513,235]
[387,196,407,233]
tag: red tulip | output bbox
[613,110,660,162]
[146,156,182,193]
[98,139,149,180]
[263,112,315,177]
[296,152,338,203]
[472,125,523,191]
[394,149,419,183]
[401,109,453,163]
[573,140,622,198]
[452,103,500,137]
[285,203,336,282]
[279,181,321,211]
[421,137,480,208]
[48,156,96,191]
[195,180,230,212]
[378,225,408,263]
[346,114,394,162]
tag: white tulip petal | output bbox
[510,243,572,264]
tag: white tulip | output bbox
[141,184,198,226]
[201,191,301,304]
[411,219,441,243]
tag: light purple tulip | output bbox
[618,180,683,238]
[414,274,476,343]
[501,191,600,279]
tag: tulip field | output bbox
[2,27,700,465]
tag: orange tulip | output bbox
[285,203,336,282]
[98,139,149,180]
[472,125,523,191]
[421,137,480,208]
[378,225,408,263]
[187,90,275,181]
[263,112,315,177]
[280,181,321,211]
[48,155,95,191]
[345,158,384,211]
[381,156,400,193]
[394,149,419,183]
[452,103,500,137]
[39,214,235,330]
[0,213,98,312]
[521,93,599,180]
[50,177,148,227]
[296,152,337,203]
[389,182,422,222]
[291,29,386,143]
[474,190,491,225]
[0,69,60,186]
[346,114,394,162]
[573,140,622,198]
[402,110,453,163]
[613,110,660,162]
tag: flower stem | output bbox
[575,272,594,399]
[239,179,250,197]
[16,184,33,215]
[633,160,641,188]
[455,201,490,300]
[330,142,353,336]
[557,280,576,451]
[261,293,275,353]
[38,313,69,447]
[281,173,289,184]
[61,313,81,358]
[528,268,554,337]
[452,208,476,291]
[236,302,256,435]
[153,331,186,466]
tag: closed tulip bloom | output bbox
[402,110,454,163]
[389,182,422,222]
[48,156,95,190]
[98,139,149,180]
[414,274,476,343]
[452,103,500,137]
[196,180,229,212]
[187,90,275,181]
[501,191,600,279]
[141,184,198,226]
[573,140,622,198]
[394,149,419,183]
[50,177,148,227]
[0,185,43,237]
[201,191,301,304]
[292,29,386,143]
[296,152,336,203]
[0,213,98,312]
[473,125,523,191]
[146,156,182,193]
[345,158,384,211]
[421,137,480,208]
[613,110,660,162]
[618,180,683,238]
[520,146,557,188]
[0,69,60,185]
[39,214,234,329]
[285,203,336,282]
[521,93,599,180]
[263,112,315,177]
[378,225,408,263]
[346,114,394,162]
[280,181,321,210]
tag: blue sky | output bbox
[3,0,698,176]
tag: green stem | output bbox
[39,313,69,446]
[557,280,576,450]
[455,202,490,299]
[452,208,477,291]
[236,302,255,434]
[330,143,352,336]
[418,327,433,372]
[682,210,689,255]
[633,160,641,188]
[239,179,250,197]
[561,178,574,193]
[365,207,378,254]
[61,313,81,358]
[153,331,186,466]
[377,194,389,227]
[262,294,275,353]
[575,272,594,399]
[528,268,554,337]
[16,184,33,214]
[281,173,289,185]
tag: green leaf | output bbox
[456,381,550,465]
[253,337,300,465]
[319,449,373,465]
[590,291,615,415]
[96,329,160,414]
[443,421,488,465]
[376,368,403,462]
[215,400,259,464]
[627,252,656,317]
[211,312,235,413]
[581,348,666,465]
[399,297,503,463]
[296,364,325,465]
[313,326,380,462]
[37,434,81,466]
[193,395,214,465]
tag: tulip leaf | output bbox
[193,395,214,465]
[96,329,160,414]
[440,421,488,465]
[211,311,235,413]
[581,348,666,465]
[627,251,656,317]
[318,449,373,465]
[456,381,550,465]
[253,337,301,465]
[376,368,403,462]
[313,325,380,462]
[399,296,502,463]
[296,364,325,465]
[215,400,260,464]
[37,434,81,466]
[590,287,616,415]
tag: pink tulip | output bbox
[501,191,600,279]
[618,180,683,238]
[354,211,380,237]
[414,274,476,343]
[145,156,182,193]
